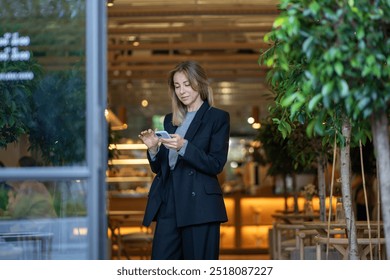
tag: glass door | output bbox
[0,0,107,259]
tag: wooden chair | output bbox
[273,223,306,259]
[296,229,345,260]
[109,211,154,259]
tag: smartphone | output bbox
[155,130,171,139]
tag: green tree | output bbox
[27,69,86,165]
[261,0,390,258]
[0,59,42,148]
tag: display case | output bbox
[107,143,153,196]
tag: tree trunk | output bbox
[340,116,359,259]
[371,110,390,257]
[292,173,299,213]
[283,175,288,212]
[317,154,327,222]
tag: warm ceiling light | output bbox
[107,0,114,7]
[221,87,232,94]
[252,122,261,129]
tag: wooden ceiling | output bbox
[107,0,280,137]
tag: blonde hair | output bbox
[168,61,214,126]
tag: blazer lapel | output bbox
[183,101,210,141]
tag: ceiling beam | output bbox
[108,63,266,71]
[108,41,271,51]
[108,5,280,17]
[110,54,264,63]
[109,16,277,25]
[108,25,273,34]
[108,71,268,80]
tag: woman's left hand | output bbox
[160,133,186,151]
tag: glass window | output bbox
[0,179,89,260]
[0,0,86,167]
[0,1,106,260]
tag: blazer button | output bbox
[191,192,196,196]
[188,170,194,175]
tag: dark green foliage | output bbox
[0,59,42,148]
[27,70,86,165]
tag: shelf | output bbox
[109,158,149,165]
[107,143,153,191]
[109,143,147,150]
[106,176,152,183]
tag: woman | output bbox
[138,60,230,260]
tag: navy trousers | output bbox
[151,173,221,260]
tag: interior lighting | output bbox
[107,0,114,7]
[141,99,149,107]
[73,227,88,236]
[252,122,261,129]
[221,87,232,94]
[105,109,128,131]
[247,117,255,124]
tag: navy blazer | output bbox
[142,101,230,228]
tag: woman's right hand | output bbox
[138,129,159,152]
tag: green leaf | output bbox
[306,119,316,137]
[278,123,287,139]
[314,119,325,136]
[291,101,304,118]
[357,97,370,110]
[283,121,292,135]
[321,81,334,97]
[266,56,275,67]
[308,94,322,112]
[302,36,314,54]
[309,1,321,15]
[263,32,271,43]
[356,27,365,40]
[281,93,297,107]
[339,80,349,97]
[367,55,376,66]
[334,62,344,76]
[273,16,287,28]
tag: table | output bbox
[302,221,383,237]
[0,232,53,259]
[302,221,385,260]
[272,213,320,224]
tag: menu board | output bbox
[0,32,33,80]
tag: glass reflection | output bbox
[0,179,88,260]
[0,0,86,166]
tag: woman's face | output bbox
[173,71,203,111]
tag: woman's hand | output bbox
[160,133,186,151]
[138,129,159,152]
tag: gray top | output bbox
[168,110,196,169]
[148,110,197,170]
